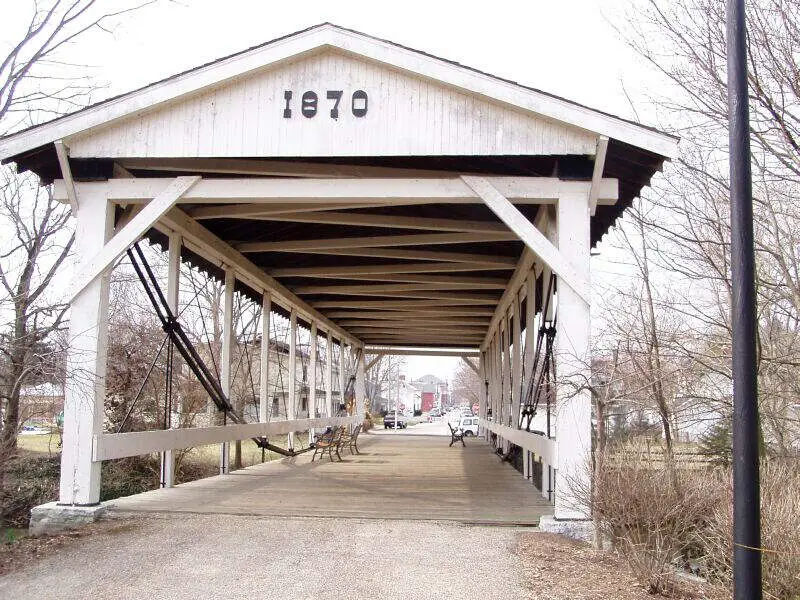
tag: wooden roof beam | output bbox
[272,262,511,277]
[238,232,516,253]
[314,299,498,309]
[266,247,517,267]
[327,309,495,318]
[232,211,509,233]
[188,201,409,219]
[303,273,508,288]
[308,290,499,301]
[294,282,502,295]
[53,177,619,205]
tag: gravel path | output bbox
[0,514,530,600]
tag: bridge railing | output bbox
[93,416,360,461]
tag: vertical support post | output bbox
[309,322,318,439]
[478,351,487,437]
[259,294,271,423]
[727,1,762,596]
[59,189,113,505]
[288,309,297,450]
[493,332,501,429]
[355,346,366,422]
[524,272,537,481]
[502,312,512,452]
[511,293,522,429]
[554,192,592,519]
[325,331,333,417]
[161,231,181,488]
[219,267,234,475]
[338,339,346,414]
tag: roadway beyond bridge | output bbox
[108,433,552,525]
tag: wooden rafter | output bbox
[293,282,503,295]
[310,290,499,301]
[339,319,489,328]
[272,262,512,277]
[238,232,516,253]
[188,201,404,219]
[327,309,495,318]
[313,299,497,309]
[241,211,509,233]
[117,157,477,179]
[307,273,508,288]
[270,247,518,267]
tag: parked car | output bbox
[457,416,479,436]
[427,409,442,420]
[384,412,407,429]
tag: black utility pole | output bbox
[727,1,762,598]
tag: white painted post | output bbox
[162,231,181,488]
[494,330,503,448]
[494,329,501,427]
[502,314,512,452]
[541,263,554,501]
[325,331,333,417]
[355,346,366,422]
[511,294,522,429]
[288,309,297,450]
[219,268,235,474]
[338,340,346,414]
[524,272,537,484]
[478,351,487,438]
[259,294,271,423]
[554,192,592,519]
[309,322,318,440]
[59,188,113,505]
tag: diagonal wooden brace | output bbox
[461,356,479,375]
[461,175,591,305]
[68,176,201,303]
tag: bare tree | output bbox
[0,172,72,464]
[614,0,800,454]
[451,359,480,409]
[364,354,404,414]
[0,0,165,480]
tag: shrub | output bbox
[591,460,720,594]
[2,452,219,528]
[1,455,60,528]
[703,459,800,599]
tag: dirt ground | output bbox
[516,532,724,600]
[0,518,140,577]
[2,518,725,599]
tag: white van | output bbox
[458,416,479,436]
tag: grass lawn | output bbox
[18,431,313,469]
[16,433,61,455]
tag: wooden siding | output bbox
[69,50,597,159]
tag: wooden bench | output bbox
[312,426,344,462]
[448,422,465,447]
[339,424,362,455]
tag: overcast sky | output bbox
[2,0,669,381]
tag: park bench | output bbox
[339,423,362,455]
[312,426,344,462]
[448,422,465,447]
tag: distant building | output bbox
[19,382,64,425]
[410,374,448,413]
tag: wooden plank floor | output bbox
[108,434,553,525]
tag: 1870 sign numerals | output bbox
[283,90,368,119]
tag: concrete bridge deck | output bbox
[108,433,553,525]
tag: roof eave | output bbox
[0,23,678,163]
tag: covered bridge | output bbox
[0,24,677,525]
